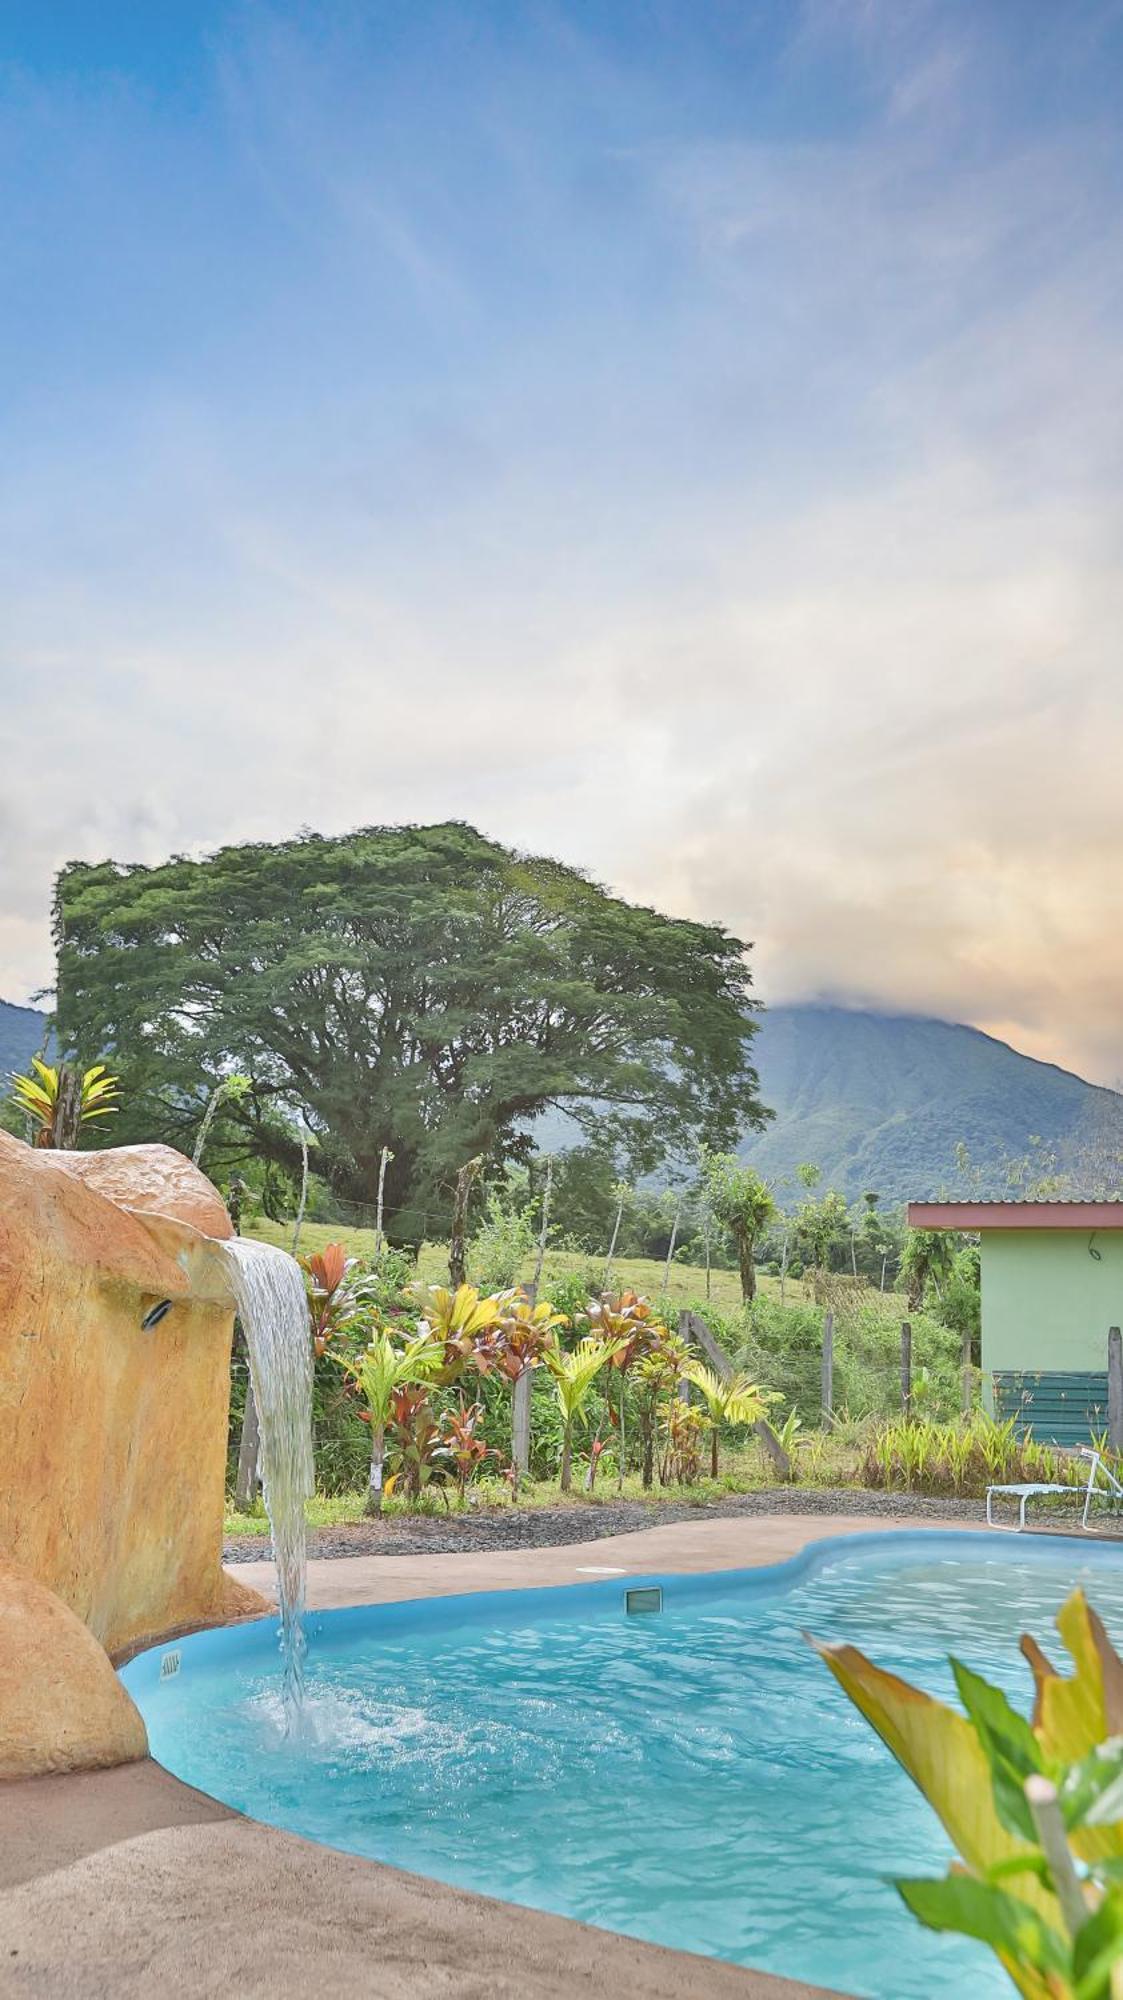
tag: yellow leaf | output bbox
[811,1635,1061,1925]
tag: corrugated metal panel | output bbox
[994,1370,1109,1446]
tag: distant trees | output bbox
[52,822,769,1240]
[701,1154,777,1302]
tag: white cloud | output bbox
[1,1,1121,1091]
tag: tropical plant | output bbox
[586,1289,669,1487]
[301,1242,364,1358]
[7,1057,120,1148]
[442,1399,500,1500]
[683,1361,775,1478]
[414,1282,511,1384]
[861,1410,1077,1501]
[899,1227,957,1311]
[634,1329,691,1488]
[491,1292,567,1381]
[481,1288,563,1495]
[385,1382,451,1501]
[812,1588,1123,1998]
[660,1398,708,1485]
[544,1336,623,1491]
[470,1183,537,1290]
[334,1325,443,1514]
[701,1154,777,1302]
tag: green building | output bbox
[908,1201,1123,1446]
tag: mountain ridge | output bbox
[2,994,1116,1201]
[739,1003,1122,1200]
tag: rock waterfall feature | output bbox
[0,1131,311,1775]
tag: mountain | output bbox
[741,1004,1123,1202]
[0,998,47,1074]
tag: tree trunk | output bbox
[365,1423,385,1516]
[53,1064,84,1149]
[560,1426,573,1493]
[290,1128,310,1255]
[711,1429,719,1480]
[529,1155,552,1303]
[737,1231,757,1303]
[642,1414,654,1490]
[234,1369,260,1512]
[449,1156,483,1288]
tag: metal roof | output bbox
[908,1200,1123,1230]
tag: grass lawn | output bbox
[223,1442,866,1536]
[243,1217,808,1318]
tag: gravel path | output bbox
[223,1486,1006,1563]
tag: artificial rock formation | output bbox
[0,1132,269,1776]
[0,1565,149,1778]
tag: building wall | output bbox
[981,1229,1123,1394]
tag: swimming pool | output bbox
[121,1530,1123,1999]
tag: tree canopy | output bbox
[53,821,769,1239]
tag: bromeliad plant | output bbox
[8,1057,121,1148]
[812,1588,1123,1997]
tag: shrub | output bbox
[860,1409,1082,1498]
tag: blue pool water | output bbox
[122,1531,1123,1998]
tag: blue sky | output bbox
[2,1,1122,1081]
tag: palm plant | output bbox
[683,1361,775,1479]
[544,1336,624,1492]
[8,1057,120,1148]
[335,1325,443,1514]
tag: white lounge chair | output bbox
[986,1447,1123,1532]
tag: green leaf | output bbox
[952,1656,1046,1842]
[898,1875,1070,1990]
[1064,1740,1123,1833]
[1073,1890,1123,1999]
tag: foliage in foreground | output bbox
[813,1589,1123,1998]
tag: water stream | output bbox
[220,1237,314,1722]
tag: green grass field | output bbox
[243,1216,806,1318]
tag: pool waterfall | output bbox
[220,1237,314,1719]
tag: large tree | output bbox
[53,821,770,1239]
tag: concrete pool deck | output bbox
[1,1512,989,1999]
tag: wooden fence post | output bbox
[1109,1327,1123,1451]
[821,1311,834,1426]
[900,1320,912,1419]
